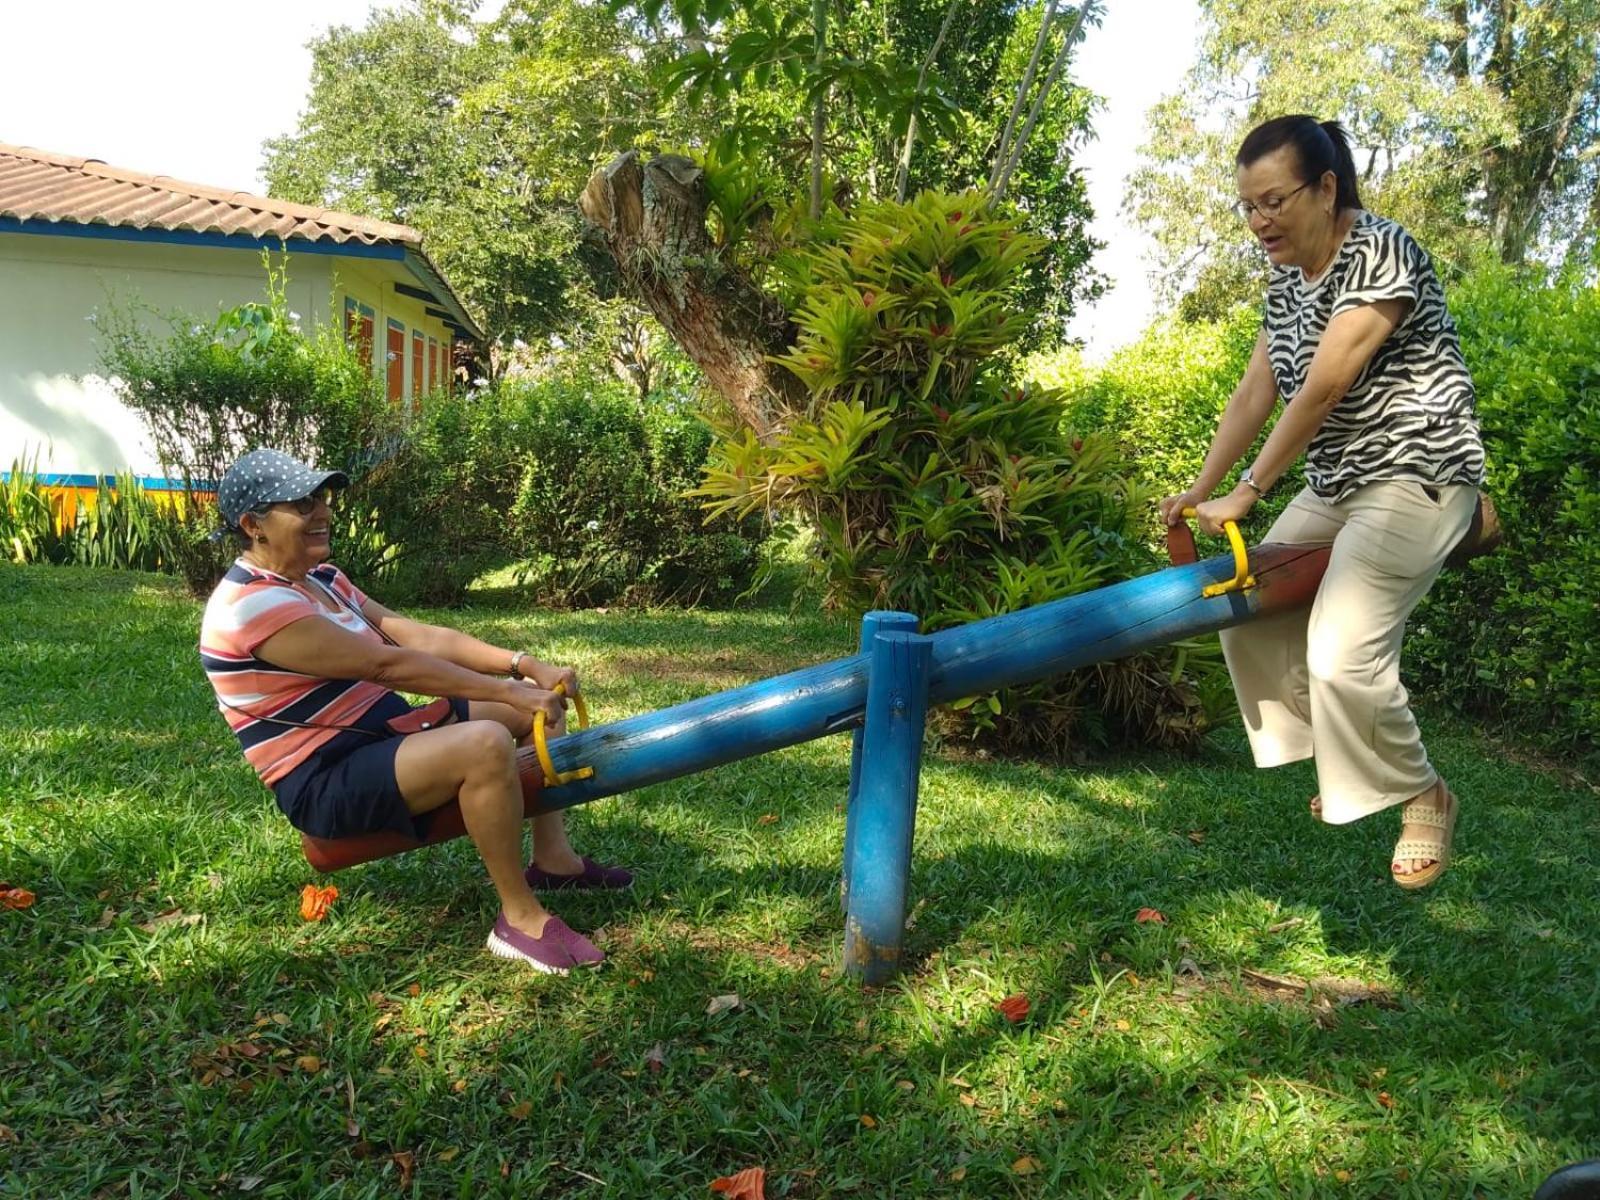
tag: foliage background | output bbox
[1042,264,1599,759]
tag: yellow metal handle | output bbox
[532,682,596,787]
[1181,507,1257,598]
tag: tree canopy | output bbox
[263,0,674,351]
[1128,0,1600,317]
[263,0,1107,358]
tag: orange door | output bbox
[386,324,404,403]
[412,331,425,405]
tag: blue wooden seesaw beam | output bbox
[304,529,1333,983]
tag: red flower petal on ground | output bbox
[300,885,339,921]
[996,993,1030,1023]
[710,1166,766,1199]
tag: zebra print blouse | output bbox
[1263,210,1485,503]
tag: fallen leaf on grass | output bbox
[437,1147,460,1163]
[1114,1019,1132,1032]
[509,1101,533,1119]
[295,1055,321,1073]
[1012,1156,1041,1175]
[959,1093,978,1108]
[238,1176,263,1192]
[709,1165,766,1199]
[860,1114,878,1128]
[299,885,338,922]
[757,813,780,826]
[407,983,421,997]
[1,886,36,910]
[1334,1169,1351,1183]
[1175,957,1204,982]
[996,993,1031,1023]
[1376,1091,1394,1110]
[645,1044,667,1075]
[1266,917,1305,934]
[949,1166,968,1181]
[452,1078,468,1094]
[1186,829,1207,845]
[705,993,741,1016]
[391,1151,415,1189]
[346,1119,360,1139]
[1135,908,1167,924]
[138,908,202,932]
[0,1125,16,1143]
[93,907,116,929]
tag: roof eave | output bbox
[401,247,486,343]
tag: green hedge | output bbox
[88,276,761,608]
[1408,265,1600,751]
[1048,266,1598,756]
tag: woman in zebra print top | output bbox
[1158,115,1485,890]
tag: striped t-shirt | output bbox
[200,560,389,785]
[1263,210,1485,503]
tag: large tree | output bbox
[580,0,1106,432]
[263,0,670,353]
[1127,0,1600,317]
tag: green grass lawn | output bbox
[2,563,1596,1199]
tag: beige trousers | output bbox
[1219,480,1476,824]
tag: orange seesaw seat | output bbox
[300,753,545,873]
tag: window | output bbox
[343,298,375,371]
[427,337,438,391]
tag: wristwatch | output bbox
[509,650,527,678]
[1239,468,1265,498]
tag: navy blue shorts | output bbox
[272,694,471,840]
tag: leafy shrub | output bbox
[345,384,523,605]
[504,381,762,608]
[695,190,1226,754]
[1,458,64,565]
[0,460,190,573]
[90,260,763,610]
[1406,264,1600,753]
[98,257,390,592]
[1037,304,1302,525]
[333,378,763,608]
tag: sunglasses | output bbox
[269,487,334,516]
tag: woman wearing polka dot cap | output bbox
[200,448,632,975]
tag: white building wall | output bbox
[0,234,332,477]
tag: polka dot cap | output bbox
[218,448,350,528]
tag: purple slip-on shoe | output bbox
[524,856,634,892]
[485,912,604,974]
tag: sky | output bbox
[2,0,1200,358]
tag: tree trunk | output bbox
[578,151,805,439]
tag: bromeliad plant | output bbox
[694,190,1223,752]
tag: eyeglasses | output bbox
[1233,181,1311,220]
[272,488,333,516]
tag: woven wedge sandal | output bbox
[1392,781,1457,890]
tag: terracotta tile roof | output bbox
[0,142,418,246]
[0,142,484,339]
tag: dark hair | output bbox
[1236,115,1361,211]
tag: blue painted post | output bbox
[843,630,933,984]
[842,612,919,912]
